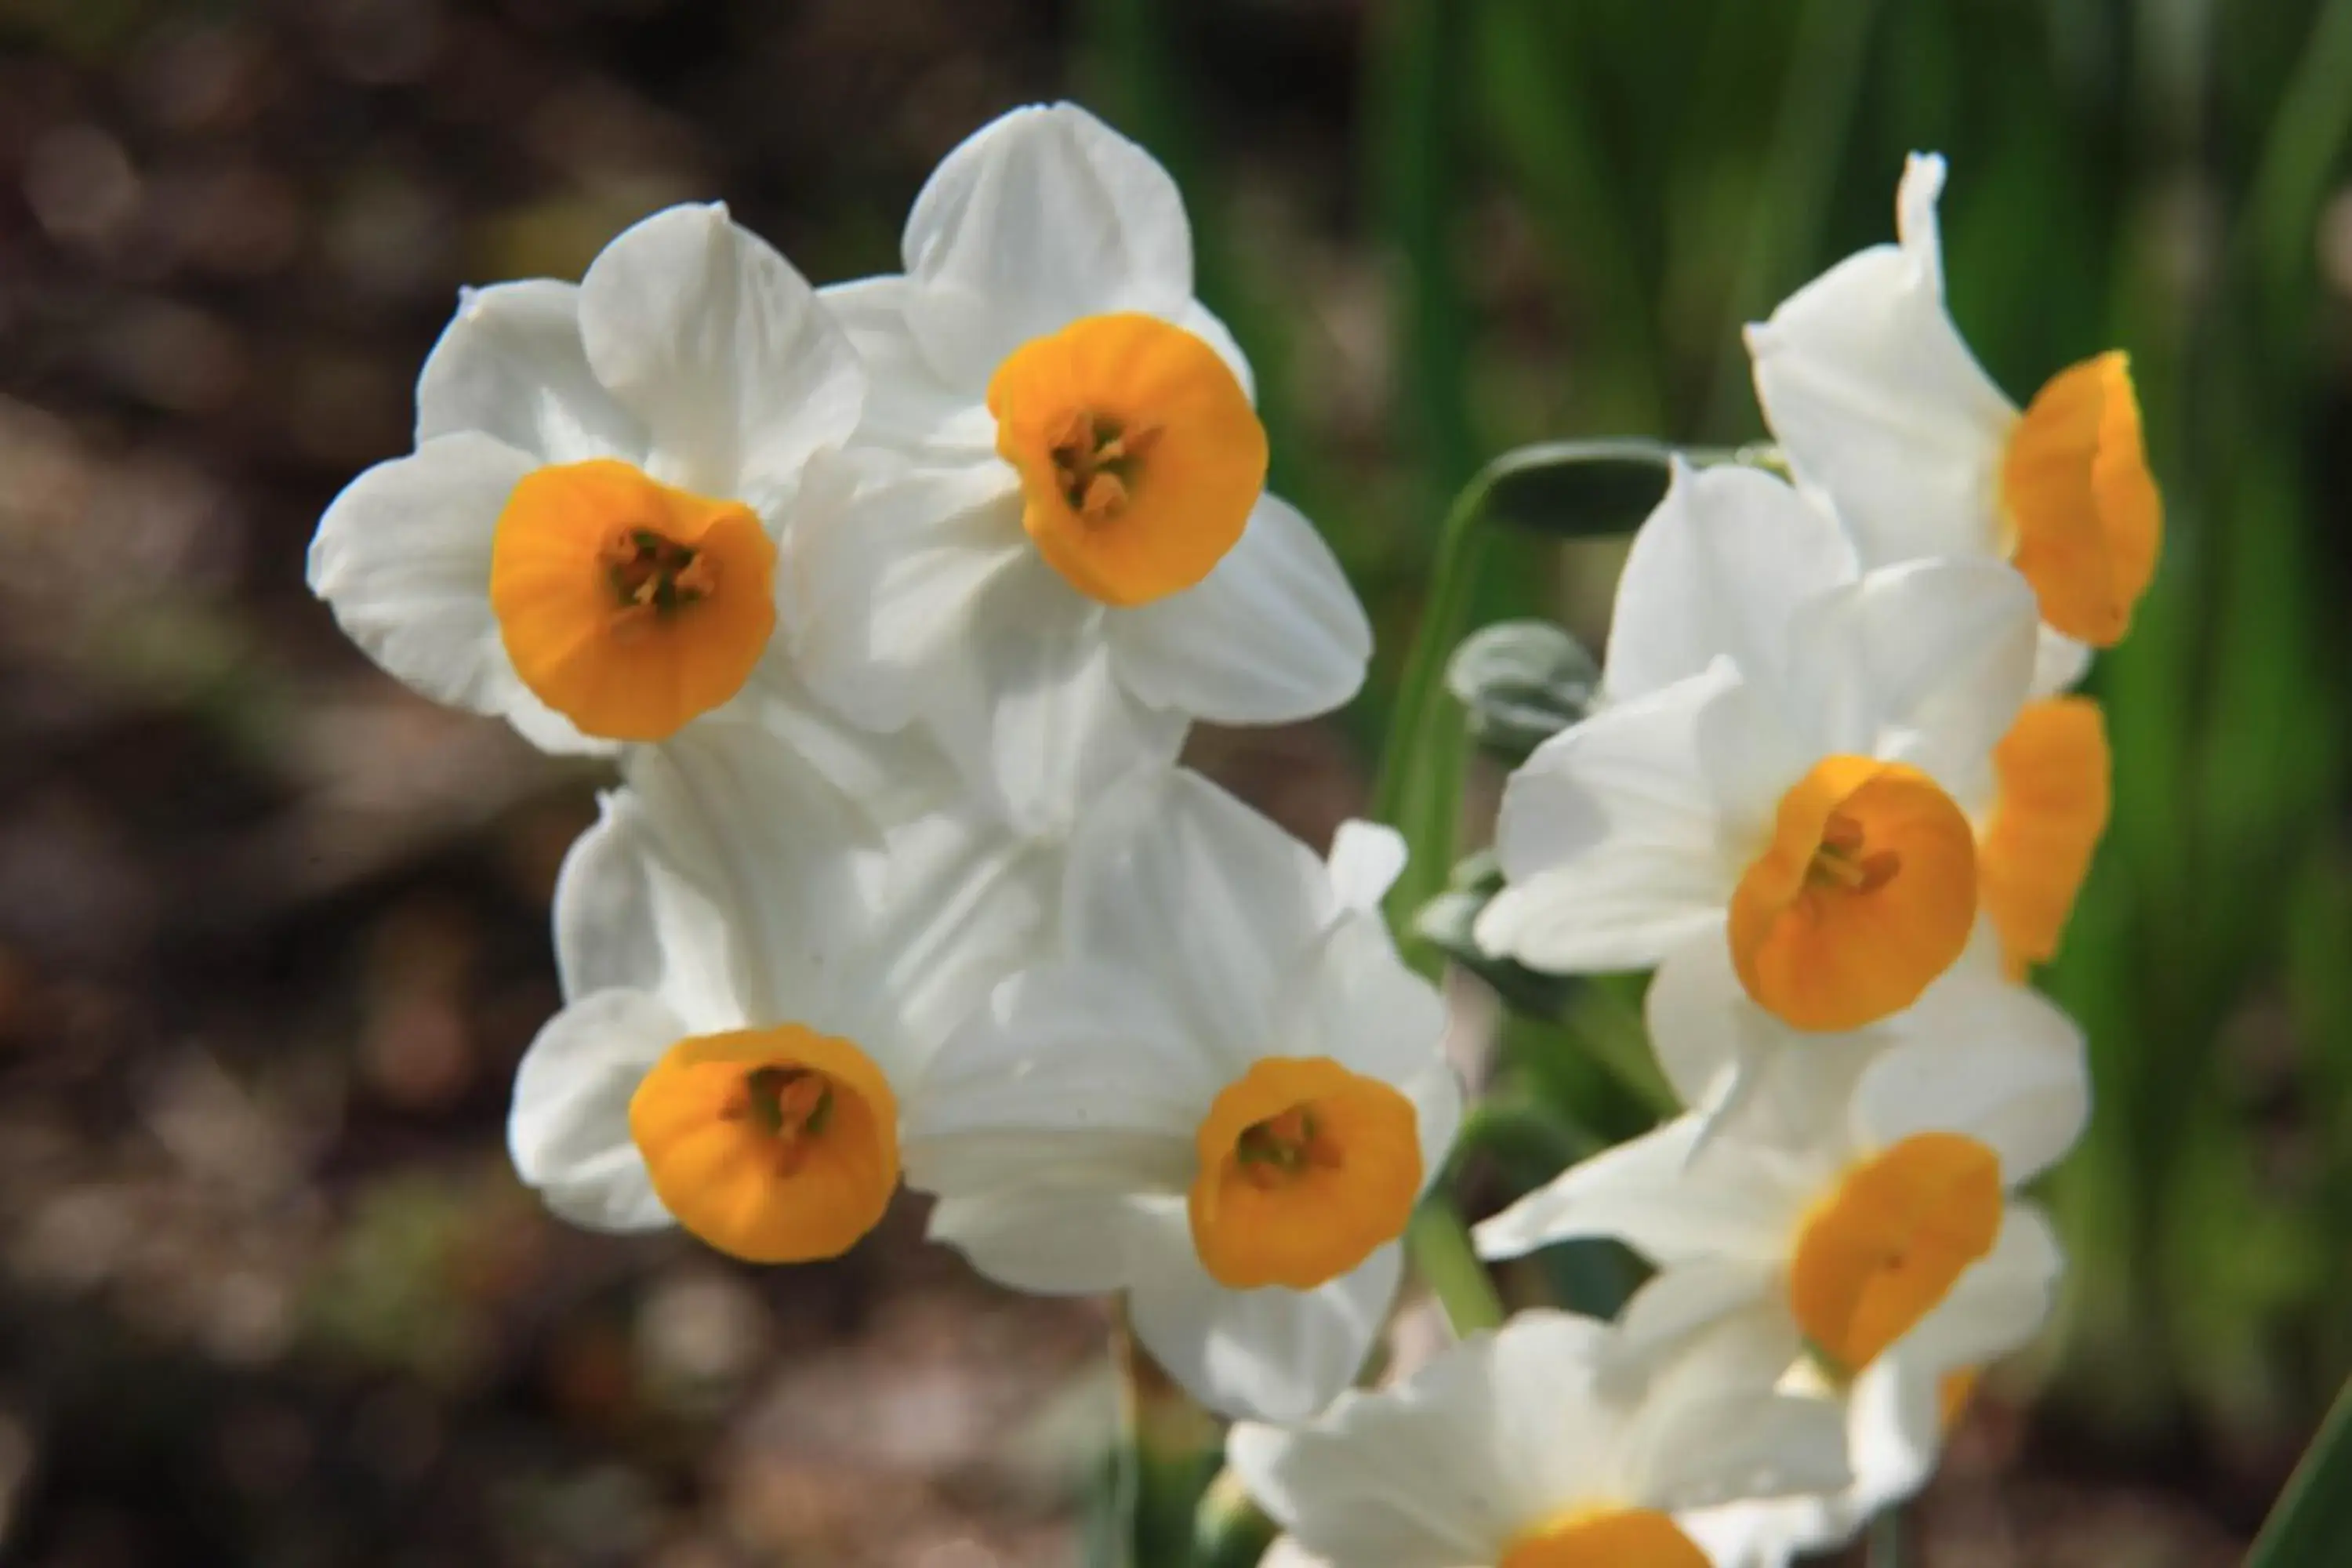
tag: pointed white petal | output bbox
[1849,1014,2089,1185]
[924,1189,1160,1295]
[307,431,539,723]
[922,555,1189,839]
[1325,821,1410,916]
[508,989,681,1232]
[577,203,862,507]
[414,279,645,463]
[1062,768,1335,1065]
[1607,1258,1785,1377]
[817,274,998,458]
[548,789,743,1031]
[1476,665,1744,974]
[1111,493,1371,724]
[1627,1381,1851,1515]
[899,103,1194,387]
[1747,151,2017,570]
[1131,1241,1402,1422]
[1605,463,1856,703]
[1472,1118,1802,1265]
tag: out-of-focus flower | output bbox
[1474,463,2040,1033]
[903,769,1457,1420]
[793,103,1370,837]
[1226,1311,1850,1567]
[1748,153,2161,688]
[507,721,1053,1262]
[310,203,869,752]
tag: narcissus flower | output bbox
[903,770,1459,1421]
[793,103,1370,835]
[507,721,1052,1263]
[310,204,865,751]
[1475,463,2042,1033]
[1474,1027,2082,1408]
[1748,154,2161,688]
[1226,1311,1850,1568]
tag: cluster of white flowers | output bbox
[1233,153,2158,1567]
[310,102,2157,1565]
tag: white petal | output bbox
[1176,298,1258,401]
[414,279,645,463]
[619,721,881,1037]
[1627,1382,1851,1515]
[1063,768,1335,1066]
[307,432,537,722]
[783,458,1025,738]
[817,274,998,459]
[1603,462,1856,703]
[848,804,1059,1064]
[924,1188,1161,1296]
[1849,1015,2089,1185]
[1896,1202,2064,1372]
[923,554,1189,839]
[1472,1117,1802,1266]
[1746,151,2017,570]
[1327,821,1410,916]
[508,989,681,1232]
[1130,1241,1402,1421]
[1784,557,2036,791]
[578,203,862,507]
[1282,913,1460,1173]
[899,103,1194,387]
[902,961,1210,1199]
[2030,623,2093,698]
[1607,1258,1786,1377]
[1110,493,1371,724]
[1476,665,1744,974]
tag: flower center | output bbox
[489,458,776,742]
[1977,695,2111,978]
[1188,1057,1421,1291]
[1999,349,2162,648]
[1788,1131,2002,1377]
[1728,755,1977,1032]
[627,1024,898,1264]
[987,312,1267,608]
[1499,1506,1711,1568]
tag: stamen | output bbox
[722,1065,834,1175]
[599,524,720,630]
[1807,810,1902,893]
[1048,411,1163,523]
[1234,1103,1344,1189]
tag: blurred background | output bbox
[0,0,2346,1563]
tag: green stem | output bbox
[1406,1197,1507,1334]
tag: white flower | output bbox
[1748,153,2161,688]
[1473,1026,2084,1427]
[310,202,877,756]
[507,719,1054,1262]
[792,103,1371,837]
[1225,1309,1851,1568]
[1475,461,2041,1033]
[902,768,1458,1421]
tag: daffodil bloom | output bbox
[310,203,872,753]
[1748,153,2161,690]
[1225,1311,1851,1568]
[1475,463,2045,1033]
[902,770,1458,1421]
[1474,1029,2082,1433]
[507,721,1052,1263]
[791,103,1371,835]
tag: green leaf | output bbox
[1446,619,1599,763]
[2247,1374,2352,1568]
[1477,437,1676,539]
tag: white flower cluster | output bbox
[309,102,2157,1564]
[1233,154,2158,1566]
[310,102,1456,1427]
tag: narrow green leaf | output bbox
[2248,1374,2352,1568]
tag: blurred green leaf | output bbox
[2248,1375,2352,1568]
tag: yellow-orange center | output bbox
[1939,1368,1981,1433]
[1789,1131,2002,1377]
[627,1024,898,1264]
[987,312,1268,608]
[1978,696,2111,978]
[488,458,776,741]
[2000,350,2162,648]
[1188,1057,1420,1290]
[1499,1507,1711,1568]
[1728,757,1978,1032]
